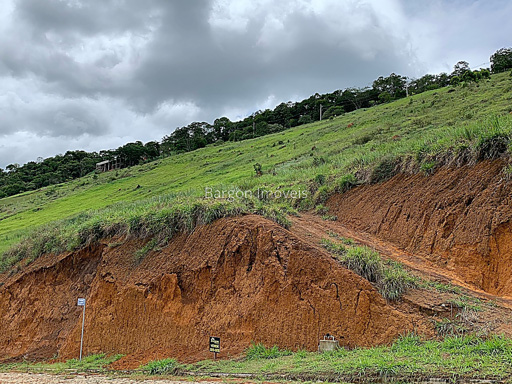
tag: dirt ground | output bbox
[0,372,218,384]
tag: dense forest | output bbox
[1,48,511,199]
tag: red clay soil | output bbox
[327,159,512,297]
[0,215,425,366]
[290,214,512,336]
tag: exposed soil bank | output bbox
[328,159,512,296]
[0,216,419,366]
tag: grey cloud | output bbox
[16,0,156,37]
[0,0,160,99]
[132,0,413,113]
[4,0,414,112]
[0,0,508,168]
[36,103,107,138]
[0,86,110,139]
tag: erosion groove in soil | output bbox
[0,215,421,367]
[327,159,512,296]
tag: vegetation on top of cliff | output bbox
[0,195,296,272]
[1,71,512,270]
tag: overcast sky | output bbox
[0,0,511,168]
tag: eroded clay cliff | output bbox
[0,215,415,364]
[328,160,512,295]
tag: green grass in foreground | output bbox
[1,72,512,268]
[4,336,512,380]
[158,335,512,380]
[0,353,122,374]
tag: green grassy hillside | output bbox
[1,72,512,267]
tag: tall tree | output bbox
[490,47,512,73]
[452,61,470,77]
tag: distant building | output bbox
[96,158,122,173]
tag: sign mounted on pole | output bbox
[209,336,220,359]
[77,298,86,361]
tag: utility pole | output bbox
[77,298,86,361]
[320,105,323,121]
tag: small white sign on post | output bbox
[77,298,86,361]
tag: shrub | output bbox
[313,185,331,204]
[255,203,293,229]
[336,173,357,193]
[314,174,326,186]
[450,76,460,86]
[379,262,417,300]
[477,134,509,160]
[141,358,179,375]
[253,163,263,176]
[245,343,292,360]
[322,242,415,301]
[370,158,397,183]
[476,117,510,160]
[320,238,346,256]
[322,106,344,119]
[298,115,313,125]
[343,246,383,283]
[420,161,436,175]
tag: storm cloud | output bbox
[0,0,511,167]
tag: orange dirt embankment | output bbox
[0,215,422,365]
[327,159,512,296]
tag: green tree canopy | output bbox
[491,47,512,73]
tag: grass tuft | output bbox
[321,239,416,300]
[245,343,292,360]
[141,358,180,375]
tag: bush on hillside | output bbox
[370,158,397,183]
[336,173,357,193]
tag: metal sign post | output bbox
[77,298,86,361]
[209,337,220,360]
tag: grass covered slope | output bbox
[1,72,512,264]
